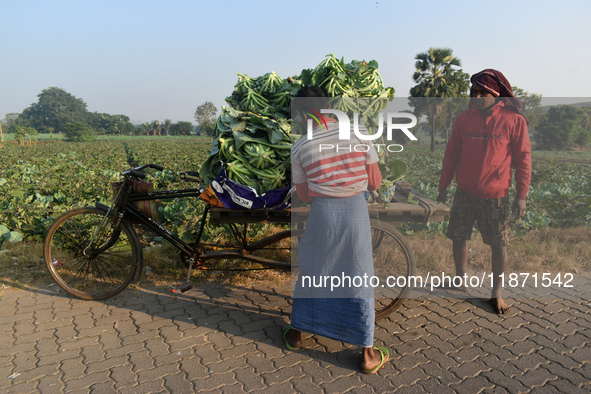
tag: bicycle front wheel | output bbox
[371,220,416,320]
[44,207,142,300]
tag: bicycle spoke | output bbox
[45,207,139,300]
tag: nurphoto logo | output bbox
[306,108,419,153]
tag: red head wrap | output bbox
[470,69,523,113]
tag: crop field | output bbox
[0,138,590,288]
[1,139,590,242]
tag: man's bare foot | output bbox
[490,298,510,314]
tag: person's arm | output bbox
[295,182,312,203]
[366,162,382,192]
[437,116,463,203]
[511,116,532,219]
[363,138,382,192]
[291,146,311,202]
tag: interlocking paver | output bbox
[191,370,235,391]
[548,381,589,394]
[421,348,462,370]
[448,359,491,379]
[128,348,155,372]
[37,348,79,366]
[119,379,166,394]
[419,378,456,394]
[10,349,37,372]
[480,370,529,393]
[163,371,193,393]
[419,361,462,386]
[8,362,59,384]
[321,373,365,392]
[516,367,557,388]
[450,375,495,394]
[109,364,138,390]
[388,365,431,388]
[261,364,304,385]
[104,342,145,360]
[136,363,180,384]
[178,356,210,381]
[232,365,267,392]
[89,380,117,392]
[6,380,38,394]
[542,362,589,387]
[85,354,128,374]
[36,373,65,393]
[59,357,86,382]
[75,323,117,339]
[569,345,591,363]
[290,375,323,393]
[2,278,589,393]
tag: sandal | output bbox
[283,326,301,351]
[362,347,389,375]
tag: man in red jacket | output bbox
[436,69,532,314]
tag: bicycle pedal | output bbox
[170,282,193,293]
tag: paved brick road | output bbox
[1,280,590,393]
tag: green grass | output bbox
[531,149,591,162]
[1,133,211,142]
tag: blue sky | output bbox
[2,0,590,124]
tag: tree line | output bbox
[2,53,590,149]
[1,87,216,143]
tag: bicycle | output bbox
[43,164,423,320]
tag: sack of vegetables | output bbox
[200,166,293,210]
[199,53,399,207]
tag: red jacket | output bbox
[439,101,531,200]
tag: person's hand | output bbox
[436,190,448,204]
[512,198,527,220]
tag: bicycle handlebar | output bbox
[133,164,165,172]
[121,164,165,179]
[121,164,201,184]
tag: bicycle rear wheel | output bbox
[371,220,416,320]
[44,207,142,300]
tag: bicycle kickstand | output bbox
[171,258,195,293]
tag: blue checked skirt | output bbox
[291,193,375,347]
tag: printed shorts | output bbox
[446,188,510,246]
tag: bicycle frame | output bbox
[99,184,293,271]
[98,186,204,257]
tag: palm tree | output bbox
[410,47,469,151]
[152,120,161,136]
[163,119,172,136]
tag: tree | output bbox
[170,121,194,136]
[86,112,131,134]
[19,87,88,133]
[118,121,136,136]
[152,120,161,136]
[63,122,96,142]
[194,102,217,136]
[535,105,590,149]
[141,122,152,135]
[1,113,20,143]
[163,119,172,136]
[13,126,38,145]
[409,48,470,151]
[512,86,543,130]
